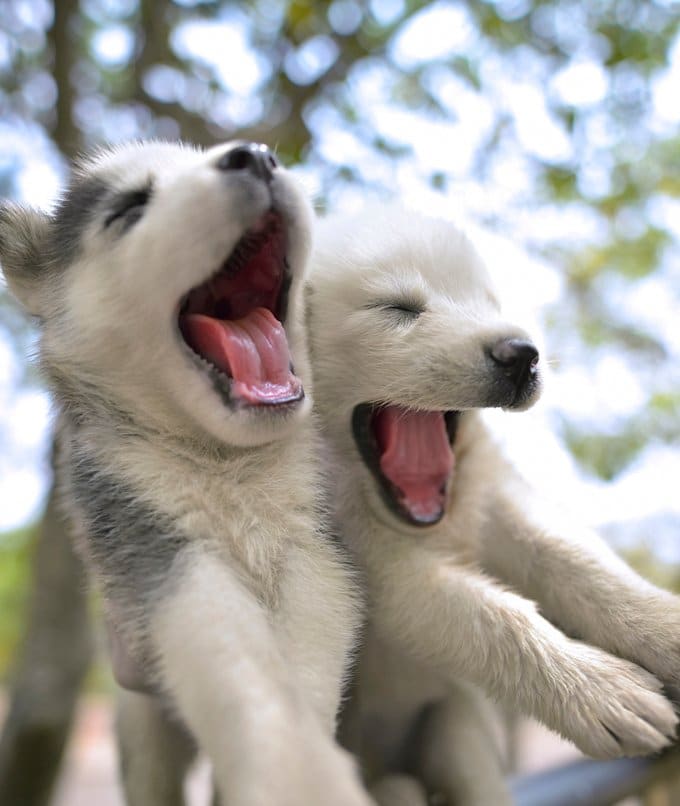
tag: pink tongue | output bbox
[180,308,302,404]
[374,406,454,523]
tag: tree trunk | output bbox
[0,468,93,806]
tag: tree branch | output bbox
[134,0,220,146]
[49,0,81,158]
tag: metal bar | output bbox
[510,748,680,806]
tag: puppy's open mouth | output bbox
[178,212,303,407]
[352,404,459,527]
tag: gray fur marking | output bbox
[69,451,188,609]
[50,176,109,267]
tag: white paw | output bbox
[556,644,677,759]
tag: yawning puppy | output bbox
[307,205,679,806]
[0,141,371,806]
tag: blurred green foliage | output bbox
[621,546,680,595]
[565,428,649,483]
[0,526,35,679]
[5,0,676,480]
[0,522,115,690]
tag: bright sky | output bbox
[1,3,679,562]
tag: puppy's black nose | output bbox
[217,143,278,182]
[489,338,539,386]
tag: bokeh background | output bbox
[0,0,679,802]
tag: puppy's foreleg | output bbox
[412,684,511,806]
[150,550,372,806]
[370,548,676,759]
[483,481,680,699]
[116,689,195,806]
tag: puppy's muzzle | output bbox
[488,337,540,407]
[216,142,279,184]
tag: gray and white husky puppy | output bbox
[307,206,679,806]
[0,141,372,806]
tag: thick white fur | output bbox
[0,142,371,806]
[307,206,679,804]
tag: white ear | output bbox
[0,202,52,316]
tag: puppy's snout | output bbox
[216,143,279,183]
[488,338,539,386]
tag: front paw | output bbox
[554,644,677,759]
[625,599,680,702]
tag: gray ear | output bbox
[0,202,52,316]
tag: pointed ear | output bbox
[0,202,52,316]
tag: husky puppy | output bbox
[0,141,372,806]
[307,206,679,806]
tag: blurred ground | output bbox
[2,693,592,806]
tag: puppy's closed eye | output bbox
[366,300,424,319]
[104,187,152,232]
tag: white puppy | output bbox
[0,141,371,806]
[307,205,679,805]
